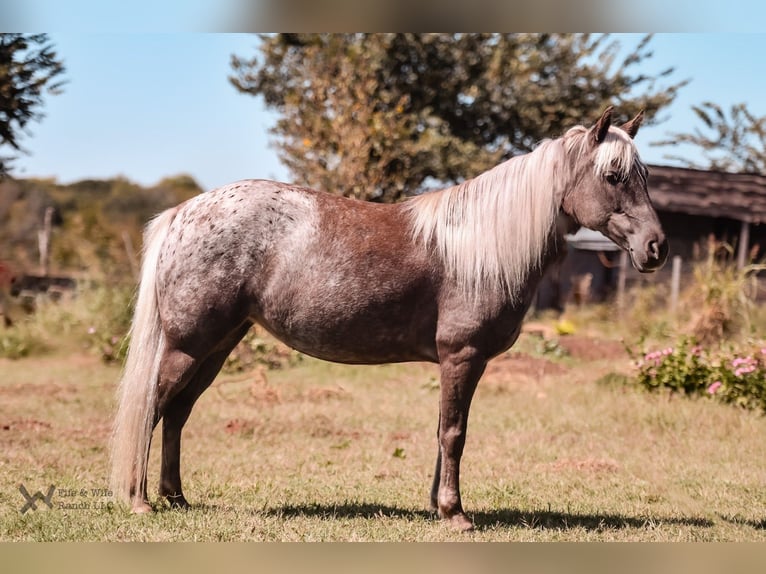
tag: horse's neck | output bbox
[543,212,577,266]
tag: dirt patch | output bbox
[1,419,52,432]
[0,382,77,398]
[556,335,628,362]
[483,335,628,386]
[223,415,369,441]
[485,351,568,383]
[305,385,351,403]
[224,418,256,436]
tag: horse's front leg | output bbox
[429,419,441,513]
[435,345,486,531]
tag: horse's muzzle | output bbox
[633,233,668,273]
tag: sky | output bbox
[13,34,289,191]
[11,33,766,192]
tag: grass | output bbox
[1,335,765,541]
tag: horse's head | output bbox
[562,106,668,273]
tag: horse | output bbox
[110,106,667,531]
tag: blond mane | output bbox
[405,125,639,302]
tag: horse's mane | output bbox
[404,125,640,302]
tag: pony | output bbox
[111,107,667,531]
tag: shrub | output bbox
[630,337,766,414]
[222,328,303,374]
[79,284,134,363]
[0,283,134,362]
[681,239,766,345]
[0,326,48,359]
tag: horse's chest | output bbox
[437,292,535,361]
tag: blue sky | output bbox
[12,33,766,191]
[14,34,288,190]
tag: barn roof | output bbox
[647,165,766,225]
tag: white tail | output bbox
[110,208,176,505]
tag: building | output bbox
[536,165,766,309]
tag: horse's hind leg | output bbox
[128,348,199,513]
[157,349,228,508]
[158,323,252,508]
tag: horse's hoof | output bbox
[131,500,153,514]
[445,512,475,532]
[164,493,190,509]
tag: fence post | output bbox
[670,255,682,315]
[37,206,54,277]
[737,220,750,270]
[617,250,628,315]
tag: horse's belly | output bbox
[255,303,438,365]
[278,336,433,365]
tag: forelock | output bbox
[593,127,638,179]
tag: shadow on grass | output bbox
[719,514,766,530]
[262,502,433,522]
[471,507,713,531]
[249,502,715,532]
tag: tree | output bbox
[654,101,766,174]
[231,33,686,202]
[0,34,66,178]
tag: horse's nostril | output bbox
[648,240,659,260]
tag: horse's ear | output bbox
[592,106,613,144]
[621,109,645,139]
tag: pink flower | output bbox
[87,326,97,335]
[643,348,674,365]
[734,365,756,377]
[643,350,663,364]
[707,381,722,395]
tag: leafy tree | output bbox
[654,101,766,174]
[0,174,201,275]
[231,33,686,201]
[0,34,66,178]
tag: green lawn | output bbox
[1,337,764,541]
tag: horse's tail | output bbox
[110,207,177,505]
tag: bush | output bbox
[222,328,303,374]
[630,337,766,414]
[682,241,766,344]
[0,326,48,359]
[78,284,134,363]
[0,284,134,362]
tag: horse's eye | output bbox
[605,172,620,186]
